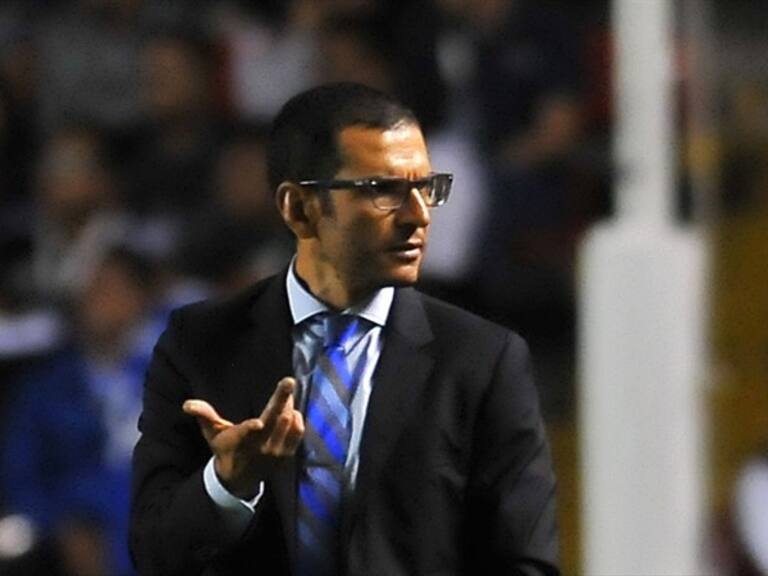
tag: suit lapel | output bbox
[240,272,299,567]
[343,288,435,543]
[245,273,294,415]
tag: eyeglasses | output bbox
[298,172,453,211]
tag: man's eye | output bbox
[370,181,403,197]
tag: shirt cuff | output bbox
[203,457,264,535]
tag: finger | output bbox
[242,418,266,433]
[263,412,294,453]
[282,411,305,455]
[182,399,234,430]
[259,377,296,425]
[223,418,267,450]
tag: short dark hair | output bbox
[267,82,418,193]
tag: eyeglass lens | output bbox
[371,175,450,210]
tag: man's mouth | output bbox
[388,240,424,260]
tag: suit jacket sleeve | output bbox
[467,332,559,575]
[129,309,262,575]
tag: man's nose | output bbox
[395,187,431,227]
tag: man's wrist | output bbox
[213,457,264,501]
[204,458,265,511]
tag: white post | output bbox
[578,1,710,574]
[613,0,674,225]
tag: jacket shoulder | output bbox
[156,274,283,362]
[171,274,278,331]
[417,291,526,347]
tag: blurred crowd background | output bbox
[0,0,767,574]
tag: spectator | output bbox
[35,0,144,132]
[1,246,160,576]
[31,124,132,305]
[176,124,292,297]
[127,27,224,221]
[214,0,323,121]
[316,9,397,96]
[433,0,586,327]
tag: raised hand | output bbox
[183,377,305,499]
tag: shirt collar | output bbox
[286,258,394,328]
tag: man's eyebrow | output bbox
[364,174,432,181]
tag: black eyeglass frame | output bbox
[297,172,453,210]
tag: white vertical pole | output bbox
[613,0,675,226]
[578,1,709,574]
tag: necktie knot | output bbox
[320,314,360,351]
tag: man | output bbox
[130,82,559,575]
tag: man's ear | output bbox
[276,182,320,239]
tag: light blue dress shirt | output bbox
[203,262,393,533]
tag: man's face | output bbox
[312,122,432,298]
[80,259,148,346]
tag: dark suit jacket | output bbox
[130,272,559,575]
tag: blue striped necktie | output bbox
[298,313,364,576]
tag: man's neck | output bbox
[294,253,372,311]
